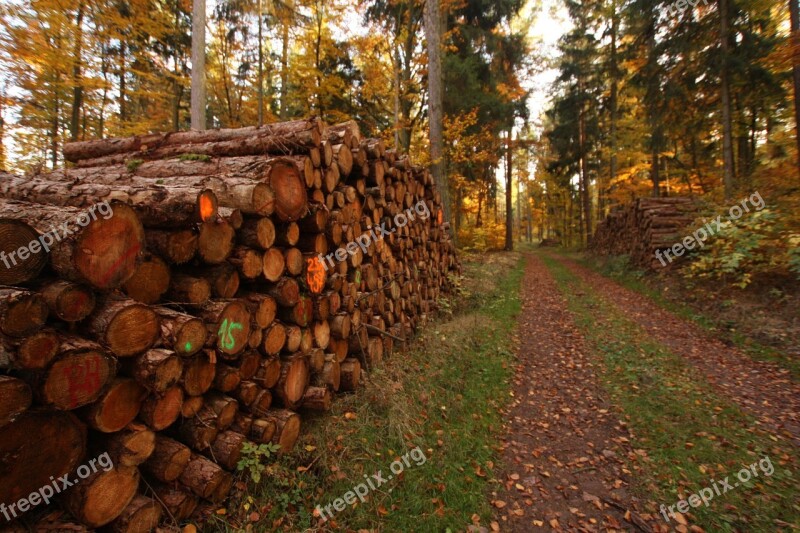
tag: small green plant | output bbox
[179,153,212,162]
[237,441,281,484]
[126,158,144,172]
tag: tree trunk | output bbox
[505,133,513,251]
[424,0,450,223]
[191,0,206,130]
[791,0,800,176]
[719,0,736,198]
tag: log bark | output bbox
[63,118,323,162]
[0,172,218,227]
[206,430,246,470]
[301,385,332,411]
[149,483,198,521]
[178,453,233,504]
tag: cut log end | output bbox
[268,160,308,222]
[0,220,48,285]
[72,203,145,290]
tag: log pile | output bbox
[0,117,458,530]
[591,197,697,269]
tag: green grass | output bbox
[576,253,800,380]
[540,254,799,531]
[224,253,524,532]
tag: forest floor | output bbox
[492,252,799,532]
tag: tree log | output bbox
[83,378,147,433]
[122,254,171,305]
[143,435,192,482]
[0,199,144,289]
[0,375,32,427]
[96,422,155,467]
[139,386,184,430]
[0,410,86,505]
[178,454,233,504]
[62,466,140,528]
[85,297,160,357]
[0,288,49,337]
[39,281,95,323]
[109,494,162,533]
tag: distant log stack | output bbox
[0,117,459,529]
[591,197,698,269]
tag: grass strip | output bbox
[575,253,799,380]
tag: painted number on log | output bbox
[217,319,243,351]
[306,257,325,294]
[67,357,101,409]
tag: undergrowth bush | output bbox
[457,220,506,252]
[685,207,800,288]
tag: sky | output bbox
[520,0,571,134]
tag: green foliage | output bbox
[126,159,144,172]
[685,209,799,288]
[178,153,211,162]
[236,441,281,484]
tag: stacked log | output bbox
[0,117,458,529]
[591,197,697,268]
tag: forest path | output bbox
[555,255,800,446]
[491,254,661,532]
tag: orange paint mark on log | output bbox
[306,257,325,294]
[199,192,216,221]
